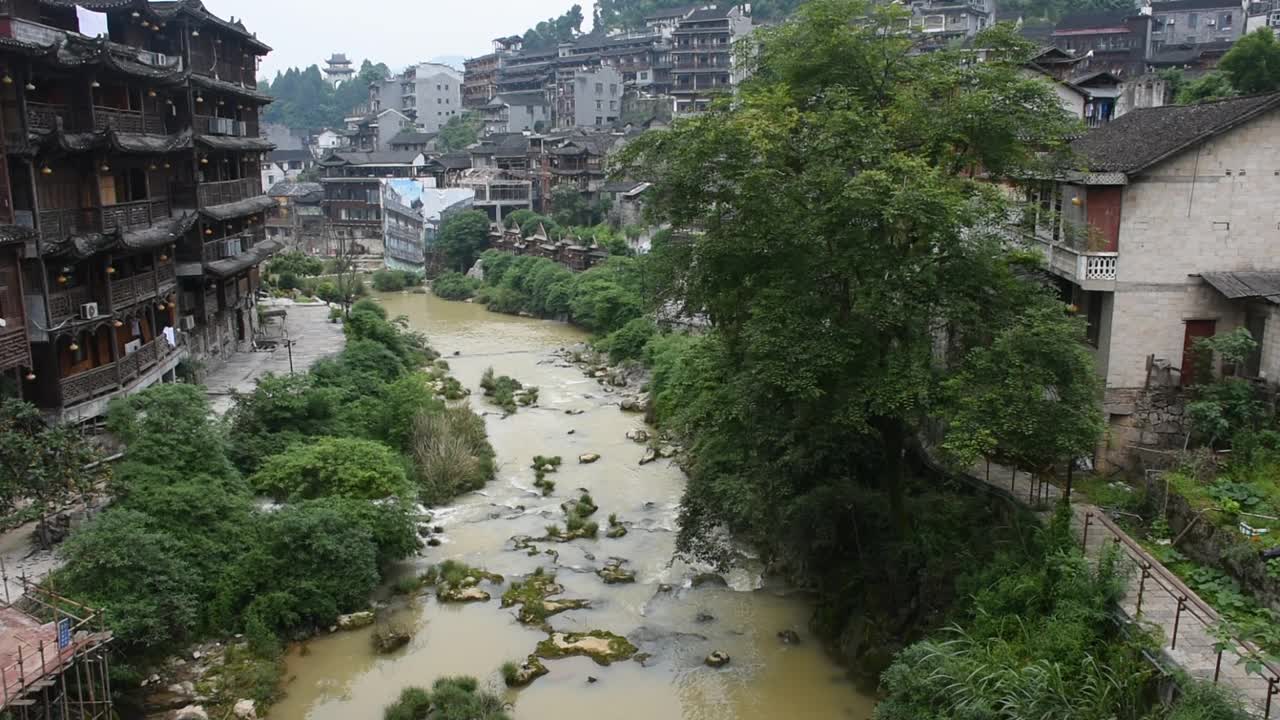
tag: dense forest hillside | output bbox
[259,60,390,131]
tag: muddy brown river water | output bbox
[268,291,877,720]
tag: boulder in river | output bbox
[171,706,209,720]
[625,428,650,443]
[504,656,549,687]
[439,586,491,602]
[335,611,375,631]
[233,699,257,720]
[705,651,731,668]
[578,453,601,464]
[535,630,638,666]
[597,558,636,584]
[620,397,644,412]
[639,447,658,466]
[372,625,413,654]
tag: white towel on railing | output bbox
[162,327,177,348]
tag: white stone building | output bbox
[1023,92,1280,466]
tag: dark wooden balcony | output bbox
[197,178,260,208]
[194,115,252,137]
[26,102,70,133]
[47,285,94,325]
[39,198,171,242]
[189,52,255,87]
[60,337,174,406]
[93,107,165,135]
[201,229,264,263]
[100,198,170,233]
[0,327,29,372]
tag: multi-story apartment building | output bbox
[481,91,550,135]
[908,0,995,40]
[1150,0,1247,49]
[372,63,462,133]
[0,0,276,420]
[381,181,426,273]
[557,65,623,128]
[671,5,753,114]
[1050,11,1154,77]
[266,181,326,254]
[464,37,523,109]
[1019,92,1280,468]
[319,151,429,256]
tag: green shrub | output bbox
[250,437,411,501]
[411,406,497,504]
[372,269,424,292]
[596,317,657,363]
[267,252,324,278]
[432,272,482,300]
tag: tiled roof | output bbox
[321,150,422,166]
[1071,92,1280,174]
[1150,0,1241,11]
[1053,10,1135,31]
[267,181,323,198]
[389,130,438,146]
[268,149,311,163]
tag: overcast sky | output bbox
[198,0,591,79]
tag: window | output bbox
[595,82,603,93]
[596,100,602,110]
[609,100,617,110]
[610,83,618,96]
[1085,292,1103,347]
[1188,12,1198,27]
[640,71,649,80]
[595,116,602,125]
[1219,13,1232,29]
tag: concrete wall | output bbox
[1152,5,1245,45]
[572,66,623,128]
[1101,109,1280,390]
[413,65,463,132]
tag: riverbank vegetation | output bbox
[41,296,497,714]
[382,677,509,720]
[372,269,425,292]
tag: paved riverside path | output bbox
[971,461,1278,718]
[203,300,345,414]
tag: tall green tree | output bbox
[522,5,586,49]
[617,5,1083,564]
[437,112,483,152]
[1219,28,1280,96]
[436,210,492,271]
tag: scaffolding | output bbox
[0,569,113,720]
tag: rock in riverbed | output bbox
[705,651,731,668]
[579,452,601,464]
[597,558,636,584]
[336,611,375,630]
[535,630,638,666]
[504,656,549,687]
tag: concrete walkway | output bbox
[973,462,1278,718]
[203,300,345,414]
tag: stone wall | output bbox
[1101,386,1188,471]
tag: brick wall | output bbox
[1103,110,1280,390]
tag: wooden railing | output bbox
[47,286,94,325]
[109,270,159,309]
[201,230,263,263]
[0,327,28,371]
[60,337,173,406]
[25,102,68,133]
[93,107,165,135]
[37,208,96,243]
[100,198,170,233]
[193,114,248,137]
[59,363,119,406]
[189,53,254,86]
[197,178,260,208]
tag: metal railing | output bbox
[1081,509,1280,717]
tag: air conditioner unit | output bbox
[79,302,99,320]
[179,315,197,331]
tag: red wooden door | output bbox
[1086,186,1122,252]
[1182,319,1216,386]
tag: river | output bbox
[268,291,877,720]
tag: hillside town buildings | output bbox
[1020,92,1280,469]
[0,0,276,422]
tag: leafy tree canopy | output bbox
[249,437,412,501]
[522,5,586,49]
[437,209,493,272]
[1219,28,1280,95]
[262,59,391,131]
[437,112,484,153]
[616,2,1089,563]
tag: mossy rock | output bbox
[504,656,549,687]
[596,558,636,584]
[501,571,591,624]
[535,630,638,666]
[606,525,628,539]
